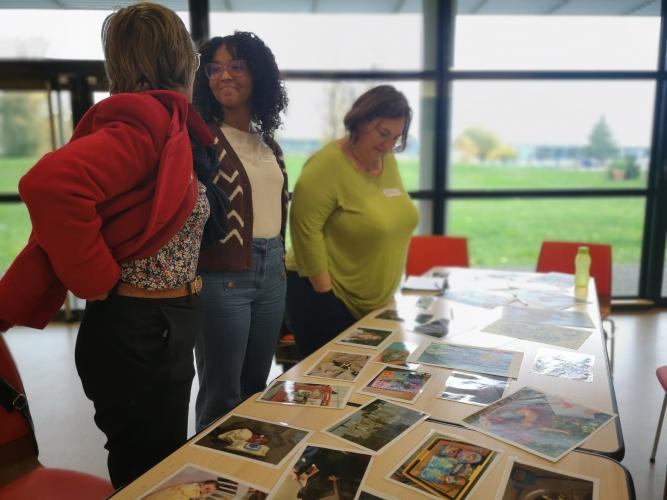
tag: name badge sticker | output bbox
[383,188,402,197]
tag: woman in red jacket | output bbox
[0,3,228,488]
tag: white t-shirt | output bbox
[222,124,284,239]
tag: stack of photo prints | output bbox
[137,269,615,499]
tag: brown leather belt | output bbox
[114,276,203,299]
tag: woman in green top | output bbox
[285,85,418,357]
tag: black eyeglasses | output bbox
[203,60,248,79]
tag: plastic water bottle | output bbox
[575,246,591,288]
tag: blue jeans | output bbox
[194,237,286,431]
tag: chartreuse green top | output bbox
[285,142,419,318]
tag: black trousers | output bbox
[75,293,201,489]
[286,272,357,359]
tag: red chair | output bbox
[0,334,113,499]
[406,236,469,276]
[536,241,614,365]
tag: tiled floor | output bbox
[4,311,667,499]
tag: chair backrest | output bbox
[0,334,31,447]
[536,240,612,303]
[406,236,469,276]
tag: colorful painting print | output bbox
[462,387,615,462]
[269,445,373,500]
[413,318,450,338]
[371,340,420,368]
[336,326,394,349]
[326,398,428,454]
[140,463,269,499]
[375,309,405,322]
[410,342,523,378]
[502,304,594,329]
[193,414,311,468]
[497,458,598,500]
[439,371,509,406]
[531,348,595,382]
[305,351,370,382]
[388,431,499,499]
[443,290,514,309]
[257,380,352,409]
[358,366,432,403]
[416,296,436,310]
[482,319,593,350]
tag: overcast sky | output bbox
[0,9,660,146]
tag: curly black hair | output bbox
[193,32,288,143]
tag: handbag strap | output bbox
[0,376,38,454]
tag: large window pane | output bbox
[0,8,189,59]
[0,90,71,193]
[447,197,644,296]
[280,80,425,192]
[210,9,423,71]
[449,81,653,190]
[454,15,660,70]
[0,204,30,273]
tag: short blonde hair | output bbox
[102,2,197,94]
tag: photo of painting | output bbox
[269,445,373,500]
[410,341,523,378]
[193,414,311,468]
[335,326,393,349]
[371,340,420,368]
[325,399,428,454]
[387,431,499,499]
[462,387,615,462]
[496,458,597,500]
[358,366,432,403]
[258,380,351,409]
[140,463,269,499]
[305,351,370,382]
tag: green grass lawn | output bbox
[0,155,648,272]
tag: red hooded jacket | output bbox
[0,90,213,331]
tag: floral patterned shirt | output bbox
[120,182,209,289]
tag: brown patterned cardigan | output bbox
[197,123,288,272]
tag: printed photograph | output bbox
[335,326,394,349]
[440,371,510,406]
[410,341,523,378]
[193,414,311,468]
[388,431,499,500]
[371,340,420,368]
[462,386,615,462]
[306,351,370,382]
[375,309,405,322]
[358,366,432,403]
[325,398,428,454]
[269,445,373,500]
[416,295,436,310]
[413,318,450,338]
[258,380,352,409]
[497,458,597,500]
[140,463,268,499]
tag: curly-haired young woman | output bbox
[192,31,289,431]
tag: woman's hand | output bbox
[308,272,332,293]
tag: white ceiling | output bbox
[0,0,659,15]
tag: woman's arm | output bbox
[308,272,332,293]
[289,150,338,287]
[19,94,171,299]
